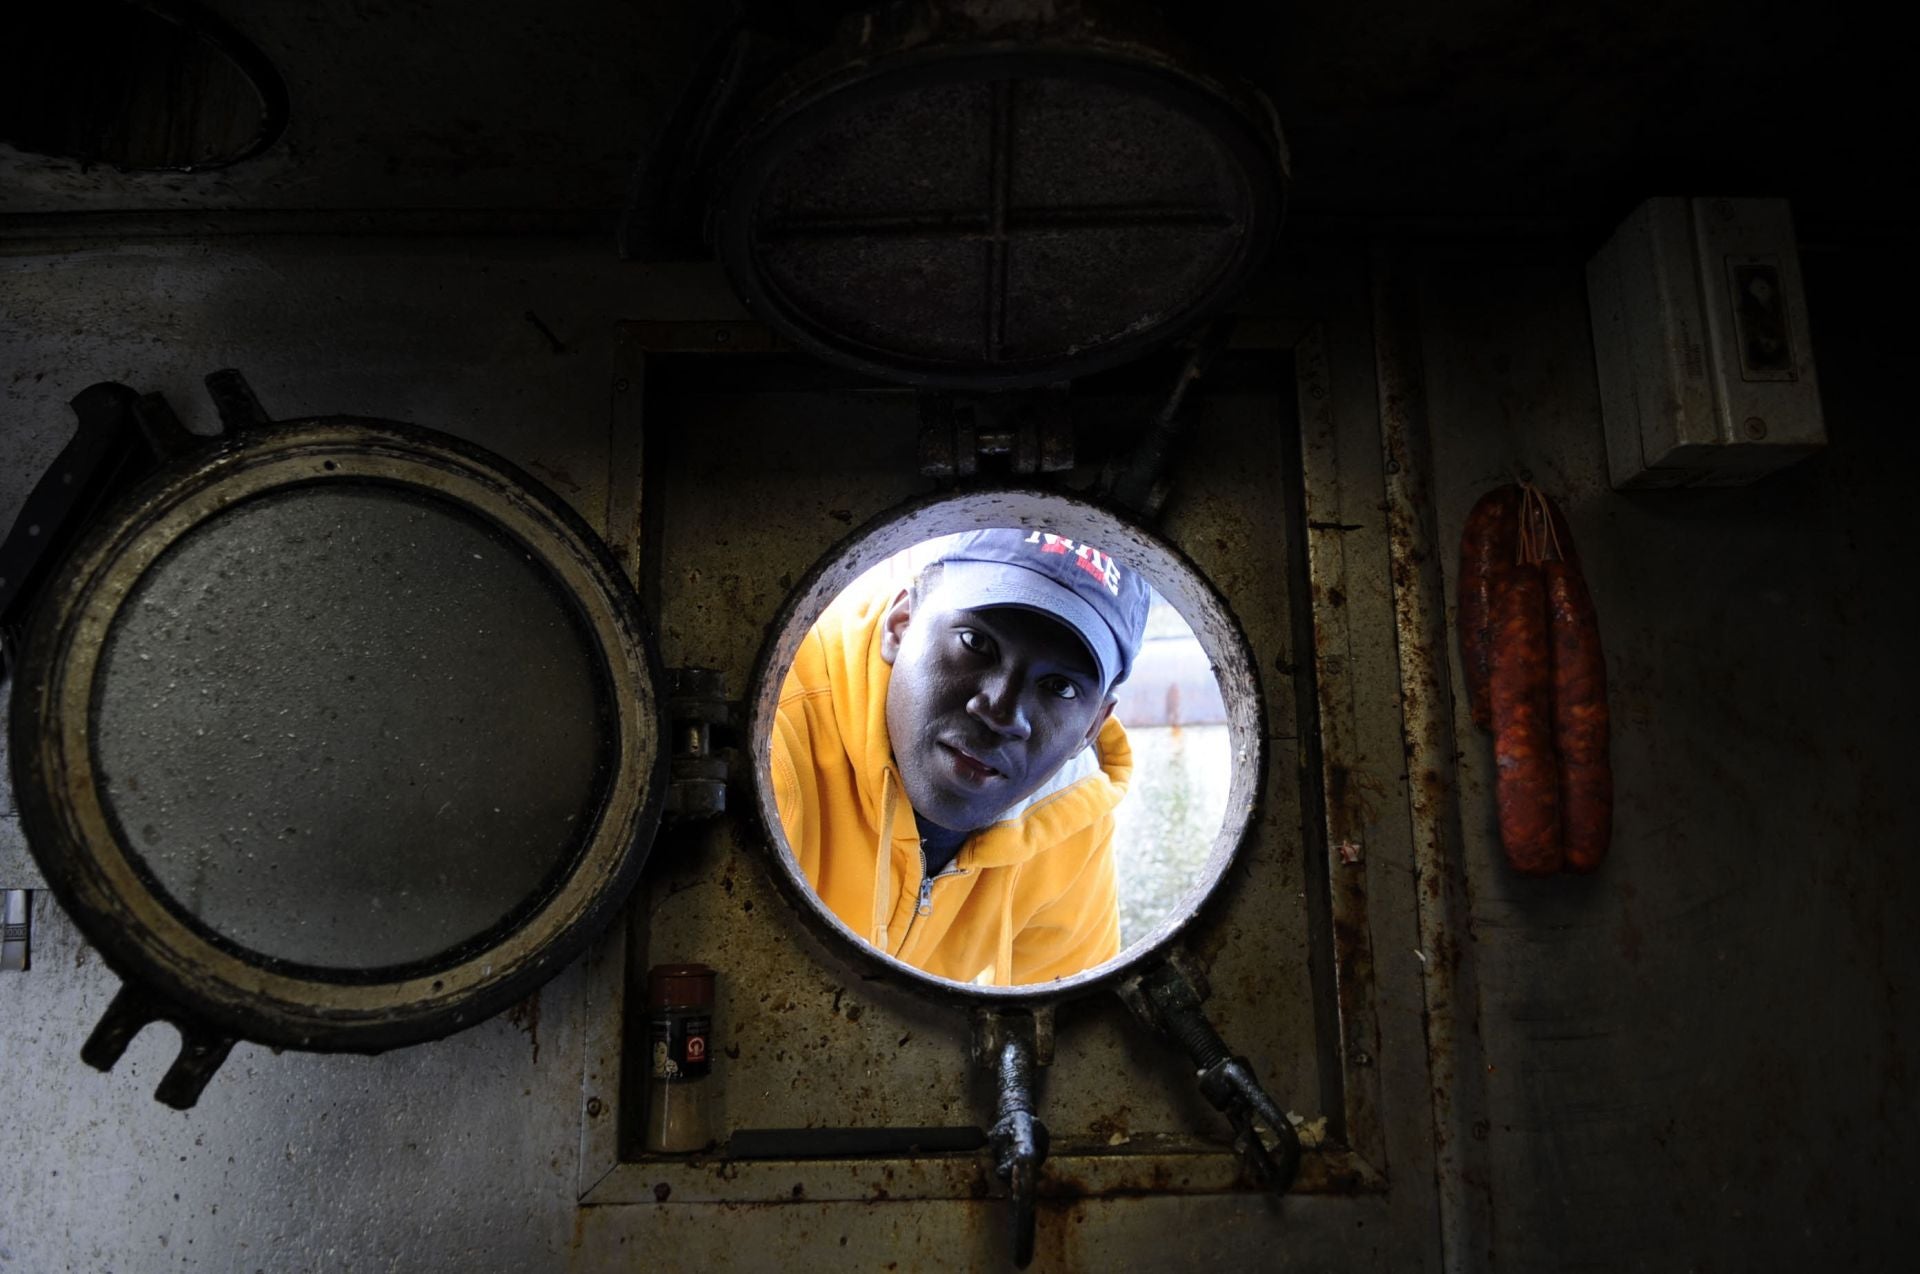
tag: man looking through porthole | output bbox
[771,528,1152,985]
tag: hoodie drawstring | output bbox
[995,872,1017,987]
[873,768,898,951]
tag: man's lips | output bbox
[939,741,1005,784]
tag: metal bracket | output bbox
[1096,319,1233,518]
[917,389,1074,480]
[972,1006,1054,1269]
[664,667,734,822]
[1116,952,1302,1196]
[1,382,198,673]
[82,984,236,1110]
[203,368,275,433]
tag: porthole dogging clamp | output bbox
[83,984,237,1110]
[1118,954,1303,1196]
[973,1006,1053,1270]
[664,667,734,822]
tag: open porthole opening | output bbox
[749,489,1262,1002]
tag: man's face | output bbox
[881,581,1115,831]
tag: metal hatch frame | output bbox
[575,304,1422,1215]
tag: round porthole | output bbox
[9,417,664,1077]
[0,0,288,172]
[748,488,1261,1001]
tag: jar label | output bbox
[649,1013,712,1081]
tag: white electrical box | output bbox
[1587,196,1826,488]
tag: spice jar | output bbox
[643,963,716,1153]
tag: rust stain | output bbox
[1084,1106,1134,1143]
[506,990,541,1064]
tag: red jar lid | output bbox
[647,963,715,1008]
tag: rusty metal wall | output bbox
[568,268,1451,1262]
[5,223,1906,1271]
[0,237,742,1271]
[0,235,1447,1271]
[1414,239,1920,1270]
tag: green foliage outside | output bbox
[1109,723,1232,944]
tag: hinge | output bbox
[663,667,735,822]
[917,388,1074,480]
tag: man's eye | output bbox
[1043,677,1079,700]
[957,629,992,656]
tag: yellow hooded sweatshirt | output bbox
[771,585,1131,986]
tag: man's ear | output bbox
[879,589,912,666]
[1084,693,1118,744]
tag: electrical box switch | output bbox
[1587,196,1826,488]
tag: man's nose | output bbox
[968,674,1032,740]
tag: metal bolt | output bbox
[587,1097,604,1118]
[1743,416,1768,440]
[713,328,731,344]
[1353,1050,1373,1068]
[614,378,631,393]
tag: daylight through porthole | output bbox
[750,491,1262,1000]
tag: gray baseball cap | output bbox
[934,529,1152,691]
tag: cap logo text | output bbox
[1024,531,1122,596]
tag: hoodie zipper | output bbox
[916,864,966,916]
[897,861,968,956]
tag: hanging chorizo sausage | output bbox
[1488,491,1563,876]
[1458,484,1520,733]
[1542,498,1611,872]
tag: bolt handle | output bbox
[978,1011,1048,1269]
[1118,958,1303,1196]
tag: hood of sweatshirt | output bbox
[813,585,1133,876]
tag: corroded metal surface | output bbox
[1292,322,1390,1173]
[574,1192,1405,1272]
[1,238,1451,1271]
[605,317,1346,1238]
[0,238,723,1270]
[1414,243,1920,1270]
[1368,244,1493,1271]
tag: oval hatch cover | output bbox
[713,1,1288,389]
